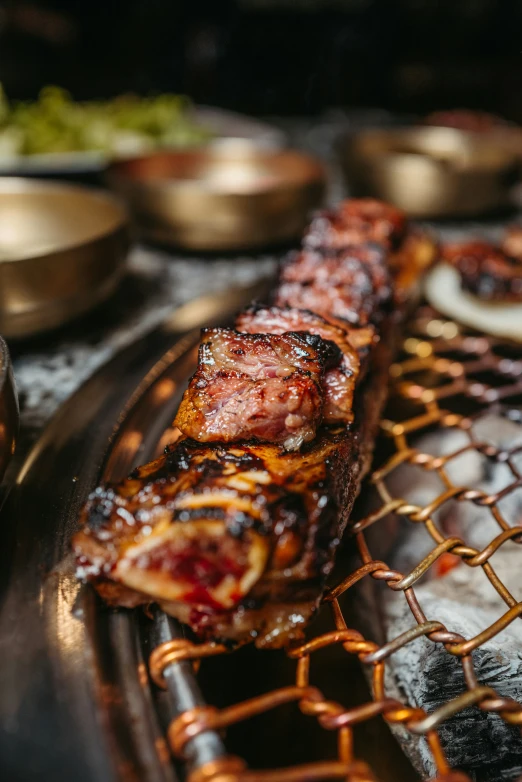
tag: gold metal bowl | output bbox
[0,179,130,338]
[107,143,326,251]
[338,126,518,218]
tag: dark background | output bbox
[1,0,522,120]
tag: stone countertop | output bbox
[8,112,519,468]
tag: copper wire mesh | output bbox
[149,307,522,782]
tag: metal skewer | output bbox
[150,611,227,776]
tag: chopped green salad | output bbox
[0,85,212,158]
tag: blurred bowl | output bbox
[0,179,129,338]
[0,337,18,480]
[107,143,326,251]
[338,126,518,218]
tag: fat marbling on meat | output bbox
[236,304,363,424]
[276,243,392,326]
[174,328,342,451]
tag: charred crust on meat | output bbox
[303,199,406,252]
[276,245,392,327]
[173,328,336,449]
[443,235,522,303]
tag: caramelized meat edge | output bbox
[444,231,522,302]
[277,244,392,327]
[236,304,362,424]
[174,327,341,451]
[303,198,406,252]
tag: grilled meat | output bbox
[444,237,522,302]
[74,353,389,647]
[276,244,392,326]
[73,198,436,647]
[303,198,406,251]
[282,245,390,300]
[275,279,373,327]
[174,328,341,451]
[236,304,361,424]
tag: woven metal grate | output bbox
[148,307,522,782]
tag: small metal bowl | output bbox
[0,179,129,338]
[0,337,18,481]
[338,126,518,218]
[107,143,326,251]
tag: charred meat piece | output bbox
[282,244,392,303]
[74,443,282,614]
[276,244,392,326]
[444,239,522,302]
[275,280,373,326]
[174,328,342,451]
[73,359,387,648]
[304,198,406,251]
[72,436,342,645]
[236,304,361,424]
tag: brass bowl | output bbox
[338,126,518,218]
[107,143,326,251]
[0,337,18,481]
[0,179,130,338]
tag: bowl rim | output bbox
[106,146,327,196]
[0,177,129,264]
[337,124,518,171]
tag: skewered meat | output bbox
[73,198,436,647]
[443,235,522,302]
[74,435,341,614]
[283,244,392,303]
[276,244,392,326]
[303,198,406,251]
[236,304,362,424]
[275,279,373,327]
[74,356,390,647]
[174,328,341,451]
[281,244,389,295]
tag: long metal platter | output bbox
[0,281,271,782]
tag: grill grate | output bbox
[148,307,522,782]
